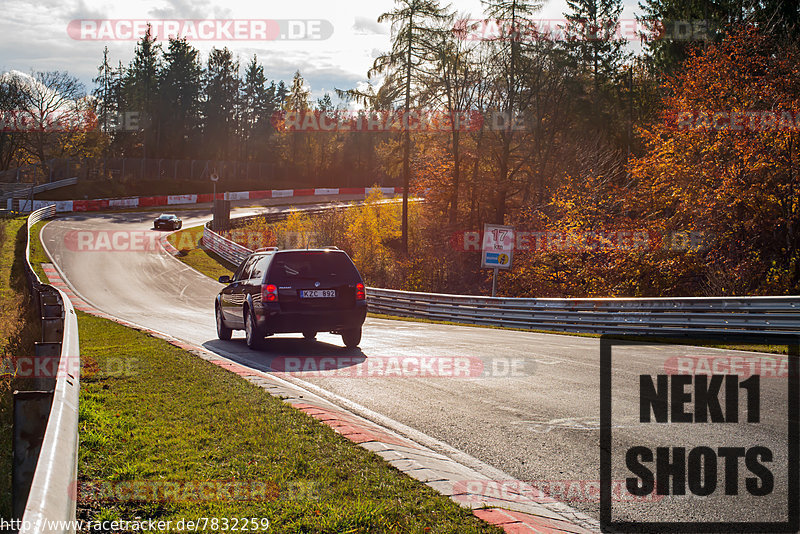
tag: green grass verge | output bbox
[28,220,49,282]
[77,311,500,533]
[167,226,237,281]
[0,216,40,518]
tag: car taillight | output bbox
[356,283,365,300]
[263,284,278,302]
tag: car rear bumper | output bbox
[255,304,366,334]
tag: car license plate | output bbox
[301,289,335,298]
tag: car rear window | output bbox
[268,251,359,284]
[250,254,272,280]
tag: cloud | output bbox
[66,0,108,21]
[148,0,231,20]
[352,16,387,35]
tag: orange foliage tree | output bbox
[627,25,800,295]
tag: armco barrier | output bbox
[16,206,80,534]
[200,204,344,265]
[200,200,412,267]
[366,288,800,336]
[201,208,800,337]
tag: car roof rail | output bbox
[255,247,279,252]
[321,246,340,250]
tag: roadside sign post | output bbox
[211,171,231,232]
[481,223,514,297]
[210,171,219,201]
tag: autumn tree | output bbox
[422,12,481,224]
[8,71,97,178]
[628,25,800,294]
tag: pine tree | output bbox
[285,70,310,111]
[241,55,271,161]
[481,0,542,223]
[204,47,240,160]
[276,81,288,108]
[159,37,203,158]
[564,0,625,89]
[370,0,449,253]
[124,25,162,158]
[92,46,115,135]
[284,71,311,180]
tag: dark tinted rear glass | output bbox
[268,251,359,284]
[250,254,272,280]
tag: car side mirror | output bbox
[218,275,231,284]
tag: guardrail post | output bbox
[12,390,54,521]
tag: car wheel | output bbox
[216,305,232,341]
[302,331,316,340]
[341,327,361,348]
[244,307,262,349]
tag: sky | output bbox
[0,0,642,102]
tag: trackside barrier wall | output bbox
[16,206,80,534]
[12,186,403,214]
[365,288,800,336]
[201,208,800,337]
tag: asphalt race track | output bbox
[41,202,794,526]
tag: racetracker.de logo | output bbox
[453,18,715,42]
[64,230,163,252]
[664,355,792,379]
[67,19,333,41]
[269,110,528,132]
[270,356,532,378]
[452,479,663,503]
[73,480,279,502]
[0,110,97,133]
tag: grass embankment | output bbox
[28,220,49,281]
[0,217,41,518]
[77,311,500,533]
[167,226,237,281]
[18,208,497,531]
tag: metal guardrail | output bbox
[201,223,252,266]
[14,205,80,534]
[201,203,396,266]
[2,177,78,209]
[22,177,78,197]
[367,288,800,336]
[201,204,800,337]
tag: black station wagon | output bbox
[215,248,367,349]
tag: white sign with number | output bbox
[481,223,514,269]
